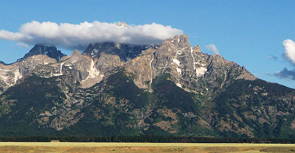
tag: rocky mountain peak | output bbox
[18,44,66,62]
[83,42,153,61]
[161,34,191,49]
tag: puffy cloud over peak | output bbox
[0,21,183,49]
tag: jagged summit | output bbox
[158,34,201,54]
[18,44,66,62]
[82,35,192,61]
[83,42,153,61]
[162,34,191,48]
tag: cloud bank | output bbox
[0,21,183,49]
[205,44,220,55]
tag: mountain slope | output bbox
[0,35,294,138]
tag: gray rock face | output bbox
[126,35,255,95]
[83,42,153,61]
[18,44,66,62]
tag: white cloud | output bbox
[283,39,295,64]
[0,21,183,49]
[0,30,23,41]
[205,44,220,55]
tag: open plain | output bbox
[0,143,294,153]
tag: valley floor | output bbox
[0,142,294,153]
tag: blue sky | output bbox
[0,0,295,88]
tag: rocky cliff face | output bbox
[0,35,294,138]
[126,35,255,93]
[83,42,151,61]
[18,44,66,62]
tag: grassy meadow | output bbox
[0,142,293,153]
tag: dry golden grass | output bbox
[0,142,294,153]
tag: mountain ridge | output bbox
[0,35,294,138]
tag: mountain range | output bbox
[0,35,294,138]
